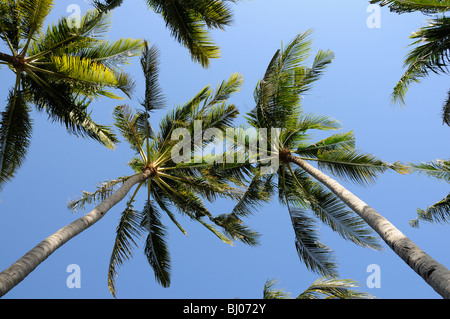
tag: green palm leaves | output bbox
[370,0,450,125]
[69,42,258,297]
[240,30,408,277]
[94,0,239,67]
[263,277,375,299]
[0,0,144,189]
[410,159,450,227]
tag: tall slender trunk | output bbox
[287,154,450,299]
[0,172,149,298]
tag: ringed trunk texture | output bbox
[0,173,149,298]
[287,154,450,299]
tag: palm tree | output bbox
[263,277,375,299]
[370,0,450,126]
[0,0,144,189]
[92,0,240,68]
[239,30,450,298]
[409,159,450,227]
[0,42,257,298]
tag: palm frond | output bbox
[263,279,291,299]
[211,213,261,246]
[80,38,144,70]
[113,105,146,156]
[17,0,54,52]
[392,16,450,105]
[296,131,355,158]
[297,276,375,299]
[411,159,450,181]
[93,0,124,12]
[108,199,145,297]
[140,42,165,113]
[146,0,222,67]
[289,208,338,277]
[442,89,450,125]
[0,90,32,189]
[282,166,382,250]
[68,177,129,212]
[370,0,450,13]
[311,149,397,186]
[410,193,450,227]
[141,200,171,288]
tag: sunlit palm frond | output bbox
[17,0,54,53]
[297,276,375,299]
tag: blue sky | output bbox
[0,0,449,299]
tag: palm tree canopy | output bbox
[93,0,240,68]
[0,0,144,189]
[237,30,409,277]
[68,42,260,297]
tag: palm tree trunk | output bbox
[286,153,450,299]
[0,172,149,298]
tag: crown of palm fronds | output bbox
[236,30,410,278]
[69,42,260,297]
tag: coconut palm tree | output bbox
[238,30,450,298]
[370,0,450,125]
[0,0,144,189]
[0,42,257,298]
[263,277,375,299]
[93,0,240,68]
[409,159,450,227]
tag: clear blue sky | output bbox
[0,0,449,299]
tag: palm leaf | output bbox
[297,276,375,299]
[146,0,221,67]
[0,90,32,189]
[68,177,129,212]
[289,208,338,277]
[211,213,261,246]
[282,166,382,250]
[141,200,171,288]
[370,0,450,13]
[411,159,450,181]
[113,105,146,156]
[296,131,355,158]
[108,199,145,297]
[410,193,450,227]
[17,0,54,52]
[442,89,450,125]
[140,42,165,113]
[263,279,291,299]
[312,148,397,186]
